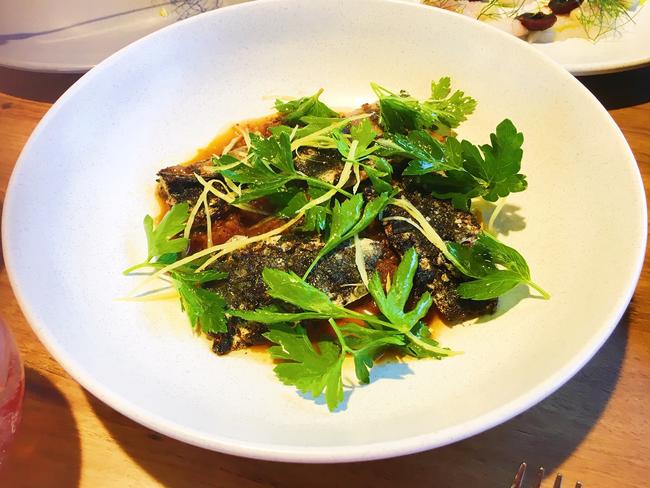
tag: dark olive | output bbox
[548,0,583,14]
[517,12,558,31]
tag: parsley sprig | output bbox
[264,322,346,411]
[217,132,353,204]
[302,192,391,278]
[274,89,339,124]
[123,202,190,274]
[379,129,459,173]
[447,232,549,300]
[230,248,452,411]
[334,119,379,163]
[122,202,230,333]
[371,77,476,133]
[382,119,527,211]
[172,273,228,334]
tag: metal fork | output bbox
[511,462,583,488]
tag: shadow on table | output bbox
[578,65,650,109]
[0,67,81,104]
[1,367,81,488]
[85,312,629,488]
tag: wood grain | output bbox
[0,65,648,488]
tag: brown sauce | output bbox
[187,114,281,164]
[157,113,283,233]
[187,213,285,254]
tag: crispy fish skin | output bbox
[295,147,373,189]
[294,148,346,185]
[209,236,321,312]
[309,236,386,306]
[382,189,497,322]
[157,161,231,228]
[208,235,388,355]
[207,236,320,355]
[292,104,382,187]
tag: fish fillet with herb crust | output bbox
[157,161,231,230]
[382,188,498,322]
[207,234,389,354]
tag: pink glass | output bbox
[0,318,24,468]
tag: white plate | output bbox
[413,0,650,75]
[3,0,646,462]
[0,0,248,73]
[533,6,650,75]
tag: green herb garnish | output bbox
[172,273,228,334]
[275,89,339,124]
[216,131,352,204]
[265,323,345,410]
[124,78,549,412]
[371,76,476,133]
[302,192,391,278]
[123,202,190,274]
[231,249,450,410]
[447,232,549,300]
[400,119,527,210]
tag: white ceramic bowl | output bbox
[3,0,646,462]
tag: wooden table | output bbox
[0,65,648,488]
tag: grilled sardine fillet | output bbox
[295,148,347,185]
[208,235,389,354]
[159,148,356,224]
[157,161,231,228]
[382,188,497,322]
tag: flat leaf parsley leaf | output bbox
[275,89,339,124]
[371,77,476,133]
[336,322,404,384]
[365,248,451,357]
[264,323,345,411]
[172,273,228,334]
[412,119,527,210]
[447,232,549,300]
[379,130,460,174]
[422,77,477,129]
[228,269,368,327]
[123,202,189,274]
[334,119,379,162]
[367,247,433,330]
[144,202,189,260]
[461,118,526,202]
[219,131,352,204]
[302,192,391,278]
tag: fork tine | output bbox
[532,466,545,488]
[511,464,583,488]
[511,462,527,488]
